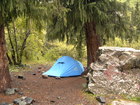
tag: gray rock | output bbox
[13,98,22,104]
[96,96,106,103]
[5,88,16,95]
[18,101,26,105]
[5,88,19,95]
[0,103,9,105]
[13,97,34,105]
[17,92,24,95]
[25,97,34,104]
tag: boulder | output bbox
[96,96,106,103]
[24,97,34,104]
[88,47,140,97]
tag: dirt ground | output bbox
[0,65,97,105]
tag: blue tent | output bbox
[42,56,84,77]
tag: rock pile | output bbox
[0,96,34,105]
[88,47,140,97]
[13,97,34,105]
[2,88,34,105]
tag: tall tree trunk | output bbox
[0,24,11,92]
[18,18,30,65]
[6,53,13,65]
[6,24,16,65]
[19,30,30,64]
[85,21,100,67]
[76,32,83,61]
[12,21,19,64]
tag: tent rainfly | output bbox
[42,56,84,77]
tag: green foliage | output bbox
[105,37,140,49]
[3,0,140,66]
[3,0,48,65]
[22,31,46,61]
[9,65,29,72]
[46,0,140,45]
[0,0,16,24]
[22,40,87,65]
[44,41,78,61]
[46,0,139,61]
[5,16,47,65]
[127,97,140,103]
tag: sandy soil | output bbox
[0,65,97,105]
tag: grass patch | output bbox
[125,96,140,103]
[82,91,97,101]
[9,64,31,72]
[9,65,21,72]
[105,37,140,50]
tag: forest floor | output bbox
[0,64,139,105]
[0,64,98,105]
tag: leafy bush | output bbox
[44,41,77,62]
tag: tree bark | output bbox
[6,53,13,65]
[19,30,30,64]
[0,24,11,92]
[12,21,19,64]
[85,21,100,67]
[6,24,16,65]
[76,32,83,61]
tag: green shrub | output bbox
[44,41,77,62]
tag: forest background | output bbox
[5,0,140,66]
